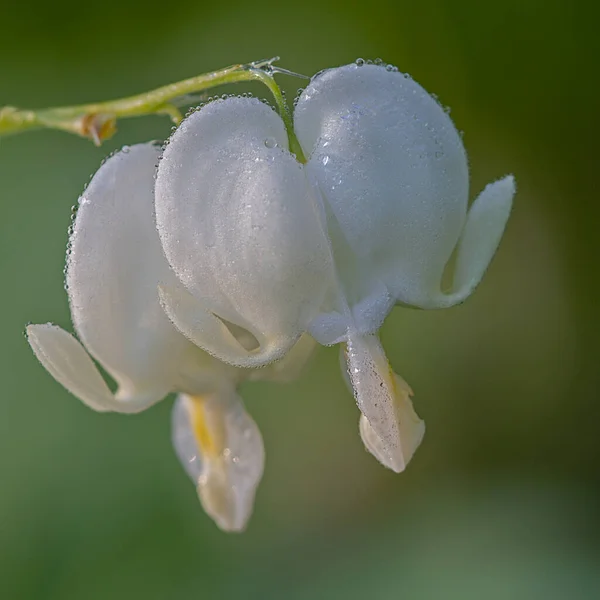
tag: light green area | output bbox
[1,0,599,598]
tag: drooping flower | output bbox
[155,62,514,474]
[26,144,314,531]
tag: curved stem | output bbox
[0,58,307,151]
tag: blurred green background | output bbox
[1,0,599,598]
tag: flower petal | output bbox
[433,175,515,307]
[26,324,114,411]
[158,283,289,368]
[295,63,469,308]
[26,323,178,413]
[67,143,196,403]
[155,97,332,367]
[172,391,265,532]
[343,331,425,472]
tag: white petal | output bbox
[432,175,515,307]
[27,324,176,413]
[343,331,425,472]
[67,143,196,402]
[27,324,114,411]
[155,97,332,367]
[295,63,469,309]
[172,392,265,532]
[158,283,290,368]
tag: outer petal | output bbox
[295,63,469,309]
[155,97,332,368]
[27,324,113,411]
[25,324,162,413]
[67,144,199,403]
[172,392,264,532]
[431,175,515,308]
[343,332,425,472]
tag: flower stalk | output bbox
[0,57,303,147]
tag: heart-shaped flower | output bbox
[27,144,314,531]
[156,62,514,473]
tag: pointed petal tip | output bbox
[197,482,254,533]
[359,408,425,474]
[481,174,516,210]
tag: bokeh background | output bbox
[1,0,599,598]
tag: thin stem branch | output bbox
[0,58,306,152]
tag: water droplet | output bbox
[310,69,327,83]
[386,64,398,72]
[264,137,277,149]
[321,155,330,166]
[374,58,383,66]
[355,58,365,66]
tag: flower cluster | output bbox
[27,62,514,531]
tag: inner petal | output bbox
[172,392,265,532]
[343,331,425,472]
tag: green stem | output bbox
[0,58,306,156]
[251,69,307,163]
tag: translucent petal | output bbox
[295,63,469,308]
[66,144,197,402]
[431,175,515,308]
[343,331,425,472]
[155,97,332,367]
[26,324,114,412]
[172,392,264,532]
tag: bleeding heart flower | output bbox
[27,144,314,531]
[155,62,514,474]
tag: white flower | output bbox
[155,63,514,474]
[26,144,314,531]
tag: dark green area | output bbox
[1,1,598,598]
